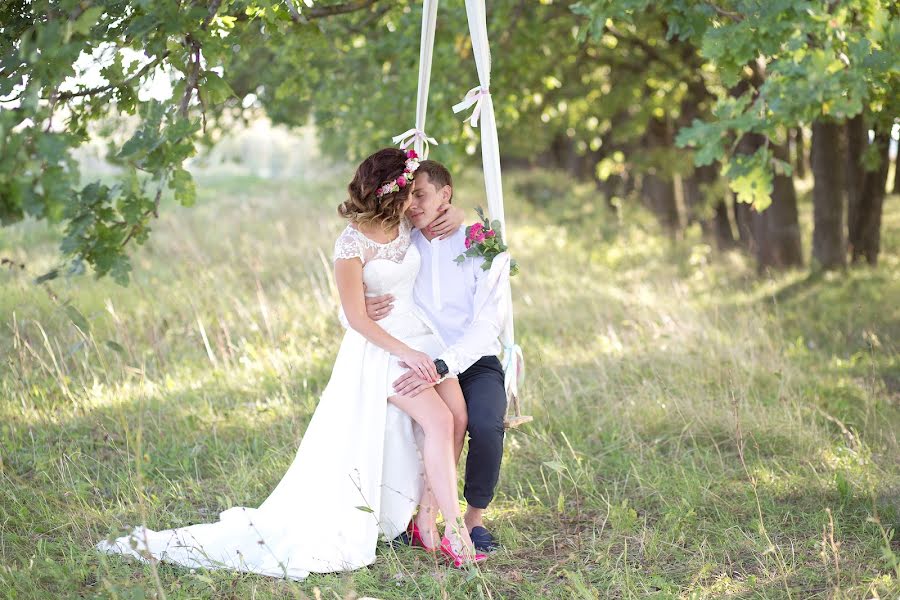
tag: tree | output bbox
[573,0,897,268]
[0,0,386,284]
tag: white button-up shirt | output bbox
[412,226,505,376]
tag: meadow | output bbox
[1,159,898,599]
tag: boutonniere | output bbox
[454,207,520,276]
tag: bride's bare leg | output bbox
[437,378,467,462]
[414,476,441,548]
[415,379,467,548]
[389,388,476,557]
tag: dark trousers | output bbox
[458,356,506,509]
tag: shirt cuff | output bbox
[438,350,462,377]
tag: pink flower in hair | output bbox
[406,150,418,159]
[396,176,407,188]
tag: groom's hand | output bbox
[393,368,435,397]
[365,293,394,321]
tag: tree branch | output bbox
[707,3,743,21]
[339,2,392,34]
[235,0,382,23]
[305,0,380,19]
[178,0,223,119]
[53,52,171,101]
[120,188,162,248]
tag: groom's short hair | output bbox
[417,160,453,202]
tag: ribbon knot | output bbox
[452,86,490,128]
[391,128,438,157]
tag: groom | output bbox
[366,160,508,552]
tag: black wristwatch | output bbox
[434,358,449,377]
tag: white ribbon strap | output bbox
[452,86,490,128]
[392,128,439,157]
[502,342,525,394]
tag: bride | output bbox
[97,148,486,579]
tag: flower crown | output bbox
[375,150,420,200]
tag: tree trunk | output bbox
[753,141,804,270]
[845,115,866,254]
[793,127,807,180]
[811,120,846,270]
[712,199,736,250]
[732,198,752,249]
[849,128,890,265]
[683,164,735,249]
[643,173,679,231]
[642,117,680,232]
[682,170,704,226]
[732,131,766,256]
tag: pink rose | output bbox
[485,230,495,238]
[406,150,418,159]
[465,237,472,249]
[474,231,486,243]
[396,176,407,188]
[468,222,484,238]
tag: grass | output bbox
[1,160,898,599]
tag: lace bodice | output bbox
[333,218,412,265]
[333,217,425,326]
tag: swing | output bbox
[392,0,532,429]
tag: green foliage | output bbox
[576,0,899,212]
[2,0,899,282]
[724,146,773,210]
[1,0,331,283]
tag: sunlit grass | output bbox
[1,163,898,599]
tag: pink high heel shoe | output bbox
[439,535,488,568]
[407,520,437,553]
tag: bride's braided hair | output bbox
[339,148,412,230]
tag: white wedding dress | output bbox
[97,219,448,580]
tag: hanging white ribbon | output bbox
[503,343,525,392]
[451,86,490,128]
[392,128,439,156]
[399,0,439,158]
[460,0,521,402]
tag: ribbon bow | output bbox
[452,86,490,128]
[391,128,438,158]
